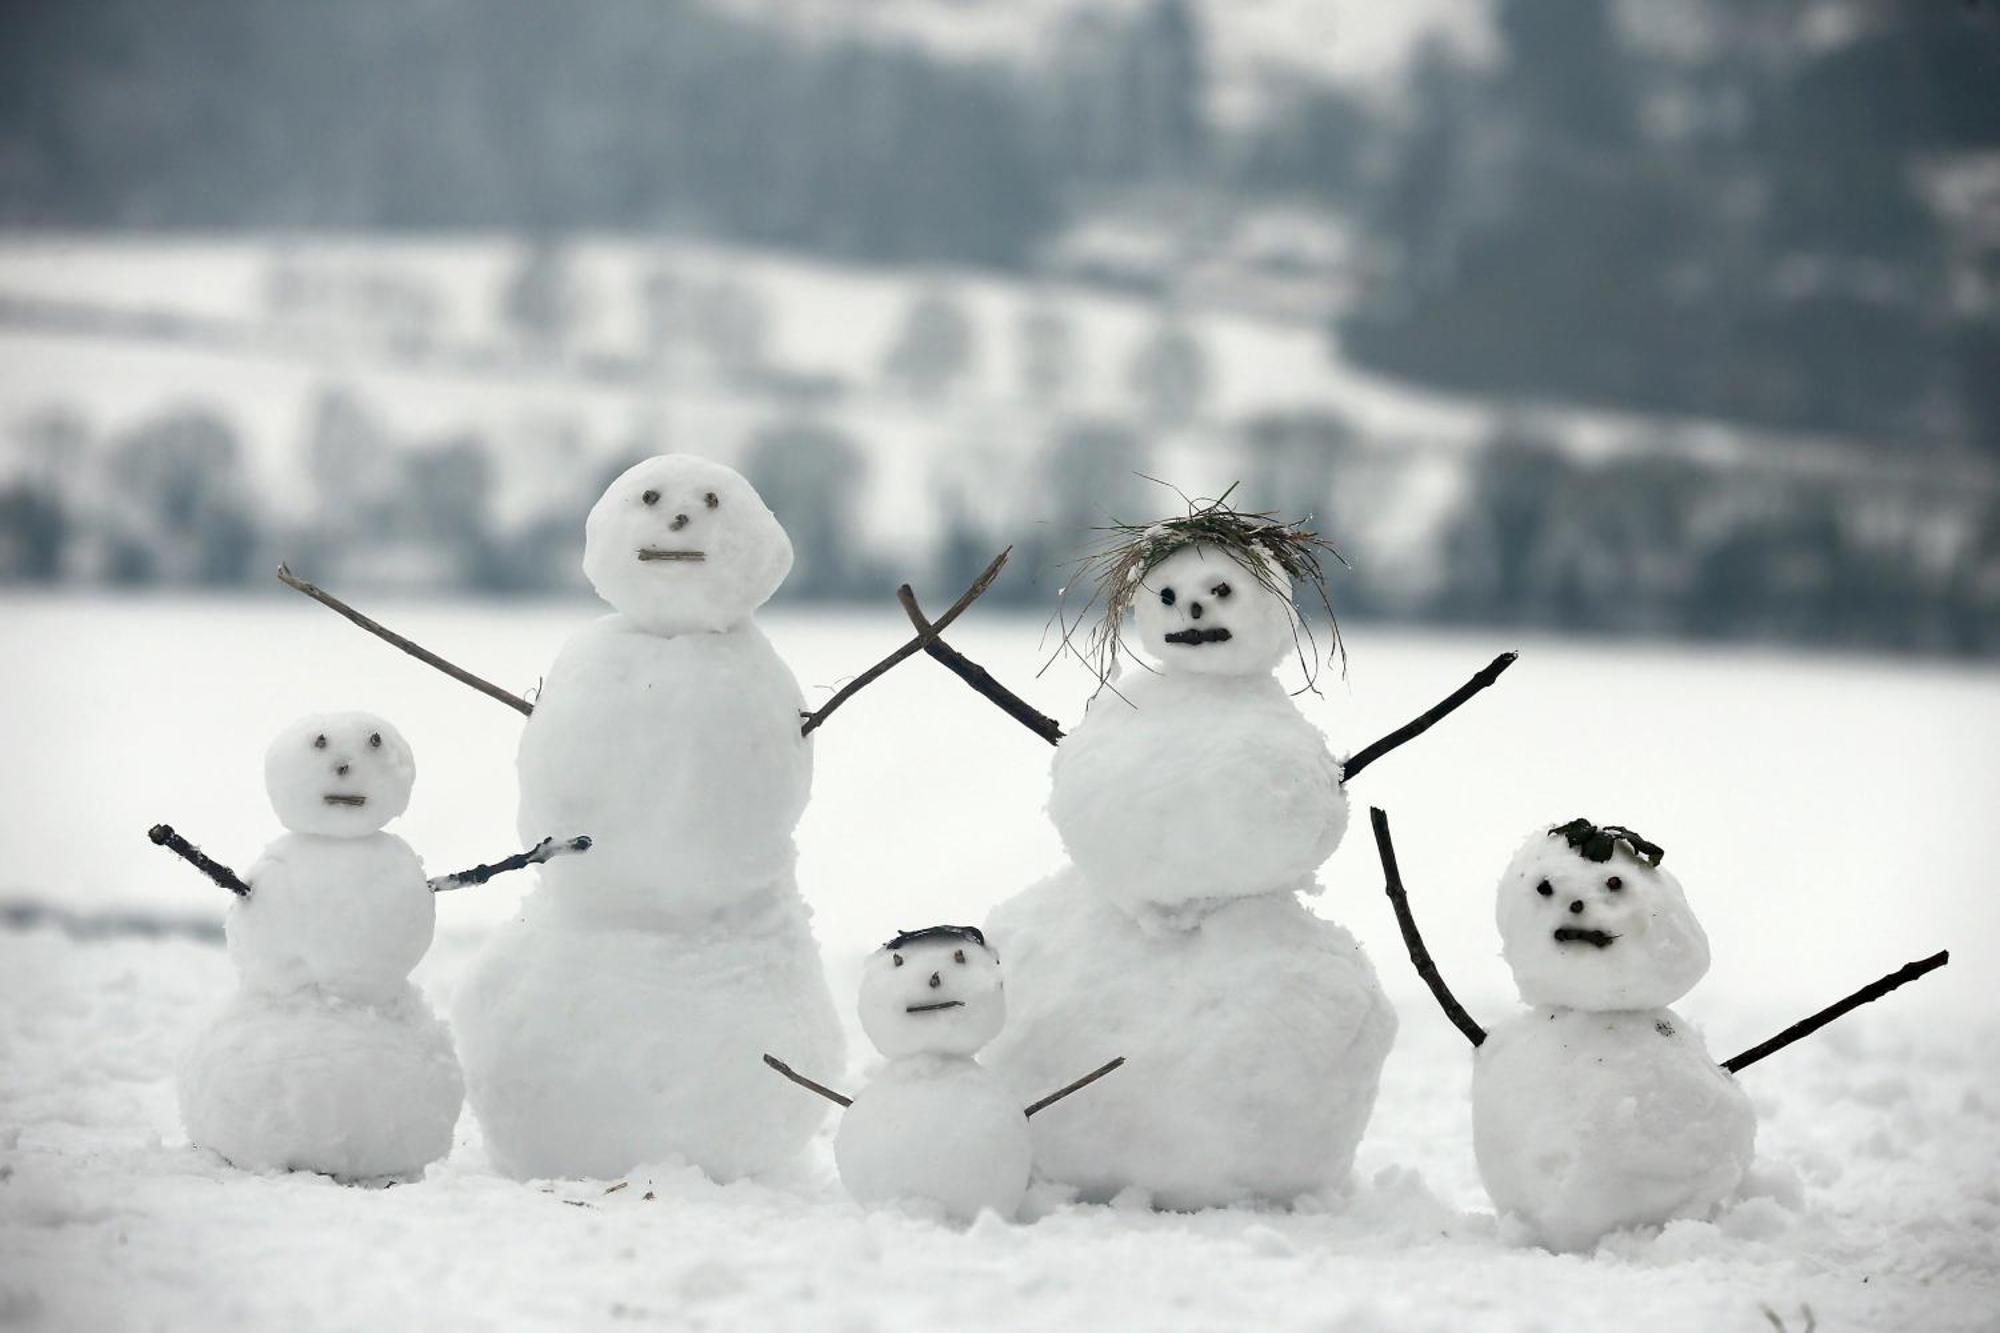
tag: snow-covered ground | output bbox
[3,596,1997,1330]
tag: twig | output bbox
[430,835,592,893]
[276,563,534,717]
[898,586,1065,746]
[1024,1056,1126,1117]
[1342,652,1517,782]
[1370,808,1486,1047]
[798,548,1011,737]
[762,1054,851,1108]
[1722,950,1949,1074]
[147,824,251,898]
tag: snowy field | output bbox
[2,595,1998,1330]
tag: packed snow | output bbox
[1,597,1996,1330]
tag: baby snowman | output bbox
[1372,810,1947,1251]
[148,712,586,1180]
[765,926,1122,1221]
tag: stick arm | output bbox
[1342,652,1517,783]
[1721,950,1949,1074]
[430,835,592,893]
[762,1054,852,1108]
[147,823,252,898]
[1024,1056,1126,1117]
[1371,807,1487,1047]
[897,587,1065,746]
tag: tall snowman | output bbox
[451,455,844,1181]
[967,505,1506,1208]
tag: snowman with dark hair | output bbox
[766,925,1122,1221]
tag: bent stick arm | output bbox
[430,836,592,893]
[1024,1056,1126,1117]
[898,586,1065,746]
[147,824,251,898]
[1371,807,1486,1047]
[1721,950,1949,1074]
[798,547,1012,737]
[1342,652,1518,782]
[277,563,535,717]
[762,1054,852,1108]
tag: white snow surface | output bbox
[833,1056,1033,1223]
[1474,1008,1757,1253]
[2,599,1997,1329]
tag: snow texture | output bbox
[833,1056,1032,1222]
[1474,1008,1756,1252]
[261,712,415,840]
[227,832,435,1003]
[1495,826,1710,1011]
[856,933,1006,1060]
[178,984,462,1181]
[986,872,1396,1209]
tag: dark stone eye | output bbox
[642,489,660,506]
[892,954,903,967]
[1606,876,1623,891]
[369,732,382,749]
[1159,587,1176,607]
[704,491,719,509]
[953,949,965,964]
[1536,879,1554,897]
[313,734,327,750]
[1212,582,1232,599]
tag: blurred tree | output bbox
[1017,298,1078,408]
[403,437,500,588]
[691,279,771,385]
[743,419,869,598]
[105,407,258,585]
[501,238,584,359]
[884,289,977,401]
[1127,318,1210,427]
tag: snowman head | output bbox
[264,712,415,837]
[1496,819,1709,1011]
[1130,543,1298,676]
[582,454,793,635]
[858,925,1006,1059]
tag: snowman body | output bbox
[834,1056,1032,1221]
[1473,824,1755,1249]
[452,456,843,1181]
[179,714,463,1180]
[985,542,1395,1207]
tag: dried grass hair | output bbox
[1050,483,1347,692]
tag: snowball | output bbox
[858,935,1005,1060]
[228,832,434,1004]
[263,712,414,838]
[984,870,1396,1209]
[179,984,462,1181]
[1496,826,1710,1011]
[581,455,793,636]
[452,889,844,1181]
[515,616,812,922]
[1049,669,1346,915]
[834,1056,1032,1221]
[1473,1007,1756,1251]
[1129,544,1298,677]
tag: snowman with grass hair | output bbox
[1372,808,1948,1251]
[147,711,588,1181]
[898,491,1516,1208]
[765,924,1123,1222]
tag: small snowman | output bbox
[904,498,1510,1207]
[147,711,587,1180]
[1372,808,1948,1251]
[765,925,1123,1222]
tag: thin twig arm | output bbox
[1721,950,1949,1074]
[1024,1056,1126,1117]
[1371,808,1487,1047]
[276,563,535,717]
[897,586,1065,746]
[147,824,251,898]
[430,836,593,893]
[762,1054,852,1108]
[1342,652,1518,782]
[798,548,1012,737]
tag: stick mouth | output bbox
[637,548,706,563]
[323,794,368,807]
[1553,927,1617,948]
[904,1000,964,1014]
[1163,627,1233,646]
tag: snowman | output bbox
[902,500,1511,1208]
[1371,809,1948,1251]
[764,925,1123,1221]
[447,455,849,1181]
[147,711,587,1180]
